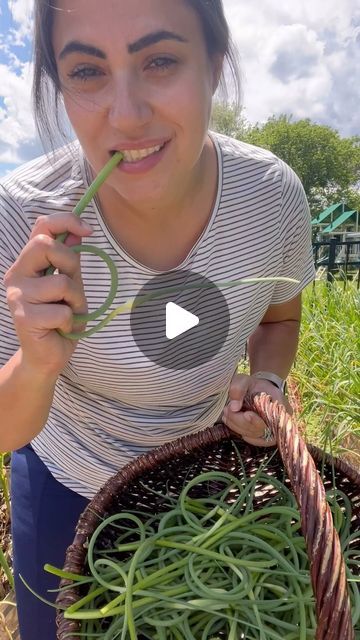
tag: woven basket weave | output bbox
[56,393,360,640]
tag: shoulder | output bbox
[210,130,303,192]
[210,130,281,167]
[0,139,85,257]
[0,139,83,211]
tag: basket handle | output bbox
[244,391,354,640]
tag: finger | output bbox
[248,379,293,416]
[242,411,277,447]
[223,409,276,447]
[17,301,76,336]
[243,434,277,448]
[64,233,82,249]
[8,274,87,316]
[8,235,82,279]
[29,213,93,241]
[222,408,264,439]
[227,374,249,412]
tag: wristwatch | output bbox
[252,371,287,395]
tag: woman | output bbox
[0,0,315,638]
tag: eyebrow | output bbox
[58,30,188,60]
[128,30,188,54]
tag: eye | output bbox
[145,56,177,72]
[67,66,104,82]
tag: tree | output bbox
[210,106,360,216]
[245,116,360,214]
[210,102,250,140]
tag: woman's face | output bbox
[52,0,222,206]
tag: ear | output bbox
[211,53,225,95]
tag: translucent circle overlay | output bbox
[130,269,231,371]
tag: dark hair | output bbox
[32,0,242,154]
[184,0,241,106]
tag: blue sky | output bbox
[0,0,359,178]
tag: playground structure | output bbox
[312,201,359,239]
[312,202,360,282]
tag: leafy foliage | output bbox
[210,102,249,139]
[211,105,360,216]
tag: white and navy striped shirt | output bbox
[0,131,315,498]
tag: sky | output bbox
[0,0,359,178]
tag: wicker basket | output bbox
[56,393,360,640]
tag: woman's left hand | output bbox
[221,372,292,447]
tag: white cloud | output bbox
[0,44,24,69]
[0,1,41,164]
[8,0,33,43]
[263,24,325,79]
[0,60,39,163]
[223,0,360,136]
[232,0,357,37]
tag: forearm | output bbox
[0,349,57,452]
[247,320,300,379]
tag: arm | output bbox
[222,295,302,447]
[0,212,92,453]
[223,161,314,445]
[248,294,301,379]
[0,350,58,451]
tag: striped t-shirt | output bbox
[0,131,315,498]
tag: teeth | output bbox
[119,144,163,163]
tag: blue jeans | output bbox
[10,444,89,640]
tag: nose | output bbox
[107,72,153,131]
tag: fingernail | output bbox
[229,400,241,412]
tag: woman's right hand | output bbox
[3,213,93,376]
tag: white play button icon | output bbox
[166,302,199,340]
[130,269,230,370]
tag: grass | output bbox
[293,279,360,459]
[236,278,360,460]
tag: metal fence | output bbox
[312,239,360,286]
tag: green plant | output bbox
[293,280,360,456]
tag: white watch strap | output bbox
[252,371,286,393]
